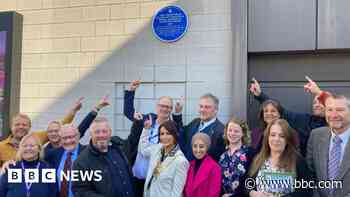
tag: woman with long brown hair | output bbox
[247,119,312,197]
[251,100,283,151]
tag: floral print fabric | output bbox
[219,145,250,196]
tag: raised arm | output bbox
[249,78,270,103]
[138,116,157,158]
[33,97,84,144]
[61,97,84,124]
[123,80,141,121]
[250,77,324,131]
[78,95,110,138]
[172,98,187,151]
[125,112,144,165]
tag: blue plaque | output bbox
[152,5,189,42]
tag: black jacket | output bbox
[72,120,143,197]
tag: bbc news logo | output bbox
[8,169,102,183]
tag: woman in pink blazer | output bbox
[183,133,222,197]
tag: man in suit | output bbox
[307,94,350,197]
[49,124,84,197]
[173,93,225,161]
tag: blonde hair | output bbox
[47,120,61,130]
[224,117,251,146]
[15,133,43,161]
[12,113,32,127]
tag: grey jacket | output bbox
[307,127,350,197]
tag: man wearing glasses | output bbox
[123,80,174,197]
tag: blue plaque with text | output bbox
[152,5,188,42]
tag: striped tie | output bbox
[328,135,342,180]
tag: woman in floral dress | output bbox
[219,117,255,197]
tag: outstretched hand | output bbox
[133,112,143,121]
[0,160,16,175]
[96,95,110,109]
[144,114,152,129]
[175,96,185,113]
[129,80,141,91]
[71,97,84,113]
[304,76,321,95]
[249,78,262,96]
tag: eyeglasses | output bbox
[157,104,172,109]
[22,144,38,148]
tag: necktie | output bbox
[60,152,72,197]
[328,135,342,180]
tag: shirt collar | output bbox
[330,127,350,143]
[64,144,80,157]
[200,117,217,128]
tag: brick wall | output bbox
[0,0,233,139]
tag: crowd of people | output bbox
[0,77,349,197]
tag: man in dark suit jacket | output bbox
[307,95,350,197]
[173,93,225,161]
[47,124,85,197]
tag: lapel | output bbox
[192,156,213,190]
[318,128,331,180]
[200,120,217,137]
[338,136,350,179]
[193,119,201,133]
[145,146,162,187]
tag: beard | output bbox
[95,140,109,152]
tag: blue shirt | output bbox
[57,144,80,197]
[329,127,350,162]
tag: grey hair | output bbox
[90,117,112,132]
[328,94,350,109]
[191,132,211,149]
[59,124,79,137]
[92,116,110,124]
[158,96,173,106]
[200,93,219,110]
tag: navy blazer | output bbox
[173,114,225,162]
[45,144,85,170]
